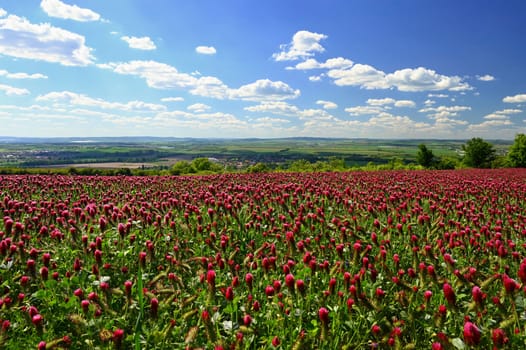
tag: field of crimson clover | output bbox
[1,169,526,349]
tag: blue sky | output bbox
[1,0,525,139]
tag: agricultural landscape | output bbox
[1,136,526,349]
[2,1,526,349]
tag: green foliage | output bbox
[170,160,195,175]
[507,133,526,167]
[170,158,223,175]
[246,162,269,173]
[435,156,458,170]
[462,137,496,168]
[416,144,435,168]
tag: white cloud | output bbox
[503,94,526,104]
[308,75,323,82]
[394,100,416,108]
[244,101,299,116]
[161,97,184,102]
[0,70,47,79]
[187,103,211,113]
[101,60,212,89]
[385,67,471,92]
[0,13,94,66]
[495,109,522,115]
[468,119,514,135]
[40,0,101,22]
[195,46,217,55]
[424,99,435,106]
[0,8,7,17]
[428,93,448,98]
[36,91,167,111]
[229,79,300,101]
[366,98,415,108]
[328,65,471,91]
[345,106,384,116]
[0,84,30,96]
[419,105,471,119]
[121,36,156,50]
[328,64,389,89]
[366,98,395,106]
[316,100,338,110]
[484,113,509,120]
[272,30,327,61]
[291,57,353,70]
[477,74,495,82]
[102,60,300,102]
[274,32,471,92]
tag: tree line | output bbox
[417,134,526,169]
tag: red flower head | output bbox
[225,286,234,301]
[502,274,519,294]
[318,307,329,324]
[492,328,508,347]
[285,273,295,291]
[443,283,456,305]
[463,321,481,346]
[245,273,254,289]
[206,269,216,287]
[471,286,485,304]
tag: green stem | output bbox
[135,265,144,350]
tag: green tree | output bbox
[191,157,223,173]
[170,160,194,175]
[507,133,526,167]
[247,162,269,173]
[462,137,496,168]
[416,144,435,168]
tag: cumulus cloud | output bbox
[0,84,30,96]
[187,103,211,113]
[272,30,327,61]
[36,91,167,111]
[366,98,395,106]
[503,94,526,104]
[0,13,94,66]
[366,98,415,108]
[0,8,6,17]
[419,105,471,119]
[290,57,354,70]
[477,74,495,82]
[316,100,338,110]
[121,36,156,50]
[195,46,217,55]
[428,93,448,98]
[345,106,385,116]
[161,97,184,102]
[424,99,435,106]
[394,100,416,108]
[467,119,514,135]
[275,31,471,92]
[244,101,300,116]
[495,108,522,115]
[328,64,389,89]
[40,0,101,22]
[385,67,471,92]
[0,70,47,79]
[484,113,509,120]
[230,79,300,101]
[102,60,300,102]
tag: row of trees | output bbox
[417,134,526,169]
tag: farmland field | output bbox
[1,169,526,349]
[2,137,512,170]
